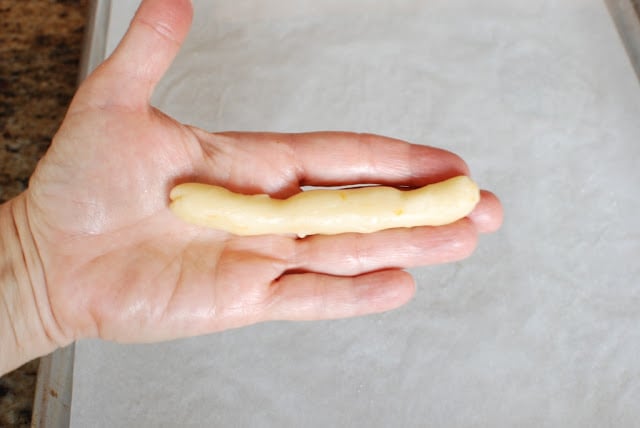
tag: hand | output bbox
[3,0,502,370]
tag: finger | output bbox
[265,270,416,321]
[288,132,470,186]
[469,190,503,234]
[81,0,193,109]
[292,218,478,277]
[206,131,469,194]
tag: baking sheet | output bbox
[70,0,640,426]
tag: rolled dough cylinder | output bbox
[169,175,480,237]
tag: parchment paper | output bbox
[71,0,640,426]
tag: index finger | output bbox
[212,131,470,189]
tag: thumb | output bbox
[80,0,193,109]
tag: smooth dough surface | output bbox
[169,175,480,236]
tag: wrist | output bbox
[0,194,58,375]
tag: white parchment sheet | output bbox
[71,1,640,426]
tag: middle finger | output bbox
[291,218,478,277]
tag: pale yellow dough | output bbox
[169,175,480,237]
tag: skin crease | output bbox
[1,0,502,374]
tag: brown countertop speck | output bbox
[0,0,87,426]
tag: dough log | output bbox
[169,175,480,237]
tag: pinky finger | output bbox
[265,270,416,321]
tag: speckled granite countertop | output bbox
[0,0,87,426]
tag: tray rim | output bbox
[605,0,640,81]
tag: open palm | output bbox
[23,0,502,347]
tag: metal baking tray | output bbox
[31,0,640,425]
